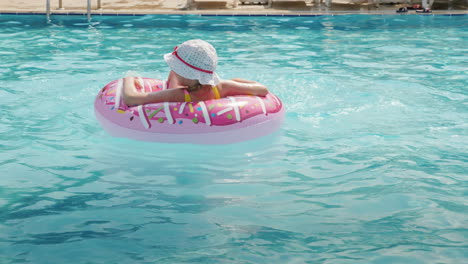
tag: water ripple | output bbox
[0,14,467,264]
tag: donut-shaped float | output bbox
[94,78,285,144]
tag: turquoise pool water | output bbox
[1,14,467,263]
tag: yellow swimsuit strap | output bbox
[212,86,221,99]
[183,89,191,102]
[184,86,219,103]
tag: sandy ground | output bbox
[0,0,466,14]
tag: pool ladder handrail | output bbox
[46,0,102,20]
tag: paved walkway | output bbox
[0,0,466,15]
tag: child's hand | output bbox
[134,78,143,90]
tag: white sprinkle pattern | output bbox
[228,97,241,121]
[256,96,267,115]
[114,78,123,109]
[179,102,186,114]
[198,102,211,126]
[138,105,150,129]
[216,107,233,116]
[164,102,174,124]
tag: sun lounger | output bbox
[269,0,311,8]
[185,0,239,9]
[238,0,270,4]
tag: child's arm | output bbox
[219,79,269,97]
[122,77,186,106]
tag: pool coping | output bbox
[0,9,467,17]
[1,11,467,17]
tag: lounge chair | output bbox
[416,8,432,13]
[269,0,311,8]
[185,0,239,9]
[238,0,270,4]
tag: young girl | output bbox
[122,39,268,106]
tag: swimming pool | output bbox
[0,14,467,263]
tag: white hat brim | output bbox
[164,52,220,86]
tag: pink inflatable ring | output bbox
[94,78,285,144]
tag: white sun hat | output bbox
[164,39,220,86]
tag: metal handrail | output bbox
[46,0,50,19]
[57,0,101,10]
[87,0,91,20]
[46,0,102,18]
